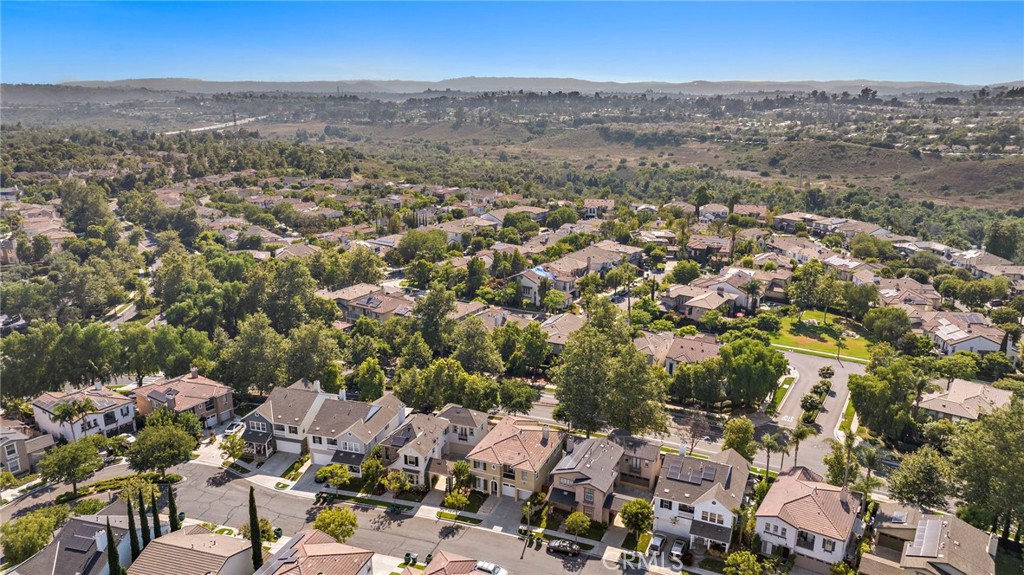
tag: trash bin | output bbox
[177,512,185,522]
[273,527,283,539]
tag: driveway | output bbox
[292,463,323,495]
[253,452,298,477]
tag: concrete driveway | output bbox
[292,463,323,494]
[253,452,298,477]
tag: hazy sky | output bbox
[2,2,1021,85]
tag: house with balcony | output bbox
[547,437,625,523]
[660,284,738,321]
[379,413,448,486]
[698,203,729,224]
[466,417,566,501]
[755,467,863,573]
[436,404,489,457]
[306,393,405,473]
[241,379,330,460]
[685,235,733,264]
[133,368,234,428]
[653,449,750,553]
[32,383,136,442]
[607,430,663,491]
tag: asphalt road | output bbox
[171,463,635,575]
[1,462,132,523]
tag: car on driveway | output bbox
[224,421,245,435]
[648,534,666,556]
[670,539,689,560]
[547,539,581,556]
[476,561,509,575]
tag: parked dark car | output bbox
[547,539,581,556]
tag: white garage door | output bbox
[518,489,532,501]
[277,440,302,454]
[501,482,516,497]
[655,516,692,539]
[205,415,218,428]
[311,451,333,465]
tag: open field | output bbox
[771,310,872,361]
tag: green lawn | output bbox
[699,558,727,573]
[771,310,872,360]
[621,532,652,553]
[840,400,857,434]
[770,377,795,413]
[996,548,1022,575]
[436,511,483,524]
[463,490,488,513]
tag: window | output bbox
[630,457,642,471]
[701,511,724,525]
[584,489,595,503]
[4,444,17,458]
[764,523,771,533]
[342,442,361,453]
[772,524,779,534]
[521,470,528,482]
[679,504,694,514]
[582,505,594,516]
[273,424,285,432]
[204,399,215,411]
[781,527,787,537]
[120,406,131,417]
[326,438,337,446]
[404,455,419,467]
[347,465,360,473]
[249,421,266,433]
[660,499,673,510]
[288,426,298,435]
[312,436,322,445]
[823,539,835,553]
[560,478,573,486]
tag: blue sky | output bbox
[2,2,1021,85]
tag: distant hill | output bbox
[57,76,1024,96]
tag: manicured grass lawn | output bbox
[840,400,857,434]
[770,377,795,412]
[582,521,608,542]
[699,558,727,573]
[397,490,428,502]
[436,511,483,524]
[281,454,309,481]
[463,491,488,513]
[621,532,652,553]
[771,310,872,360]
[334,494,413,511]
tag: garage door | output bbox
[205,415,218,428]
[518,489,532,501]
[311,451,333,465]
[793,553,829,574]
[501,482,516,497]
[277,439,302,454]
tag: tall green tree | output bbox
[605,343,669,436]
[552,326,612,437]
[313,507,359,543]
[138,491,151,547]
[889,445,952,509]
[38,439,102,495]
[127,425,195,477]
[619,499,654,541]
[720,338,788,406]
[722,417,758,461]
[221,312,286,394]
[452,316,504,374]
[351,358,385,401]
[413,285,455,355]
[400,332,433,370]
[151,492,161,539]
[126,497,141,560]
[51,398,98,442]
[167,485,180,531]
[106,518,122,575]
[285,322,341,389]
[863,307,912,347]
[118,322,158,386]
[249,486,263,569]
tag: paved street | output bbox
[1,462,132,523]
[171,462,629,575]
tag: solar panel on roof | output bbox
[907,519,942,557]
[667,462,683,481]
[65,535,95,553]
[702,466,717,481]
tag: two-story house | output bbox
[917,378,1013,423]
[306,393,405,474]
[379,413,448,486]
[436,404,489,457]
[653,449,750,553]
[255,529,373,575]
[583,198,615,219]
[547,438,625,523]
[133,368,234,428]
[607,430,663,491]
[241,379,330,460]
[32,383,136,442]
[467,417,566,501]
[755,467,863,573]
[0,419,54,476]
[698,203,730,224]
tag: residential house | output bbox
[664,200,697,215]
[32,383,136,442]
[317,283,384,322]
[583,198,615,219]
[0,419,54,476]
[919,312,1007,356]
[430,217,499,243]
[380,413,449,486]
[274,243,321,260]
[404,550,478,575]
[860,502,996,575]
[606,430,663,491]
[690,267,788,311]
[320,284,415,323]
[127,525,253,575]
[698,203,730,224]
[653,449,750,553]
[518,267,574,307]
[241,380,330,460]
[481,205,549,225]
[547,438,625,524]
[686,235,733,264]
[950,249,1013,278]
[255,529,373,575]
[437,404,489,458]
[306,393,405,473]
[467,417,566,501]
[661,284,738,321]
[468,306,538,332]
[755,467,863,573]
[8,514,134,575]
[663,334,723,376]
[875,277,942,310]
[0,237,17,265]
[133,368,234,428]
[918,379,1013,423]
[632,330,676,366]
[540,313,586,354]
[767,235,829,265]
[732,204,768,223]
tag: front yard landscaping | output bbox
[621,531,651,553]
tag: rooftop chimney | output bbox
[94,529,108,552]
[314,380,321,394]
[94,380,102,391]
[190,366,199,379]
[339,388,347,402]
[541,425,550,445]
[840,487,850,509]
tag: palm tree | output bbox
[857,444,881,487]
[52,399,97,441]
[739,280,762,313]
[851,473,883,499]
[911,369,940,419]
[790,424,817,467]
[842,433,857,487]
[774,430,791,470]
[760,433,780,475]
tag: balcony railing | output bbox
[795,536,815,551]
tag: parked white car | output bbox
[476,561,509,575]
[224,421,245,435]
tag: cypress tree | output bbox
[151,492,161,539]
[105,518,122,575]
[168,485,180,532]
[138,491,151,547]
[249,486,263,569]
[126,497,141,560]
